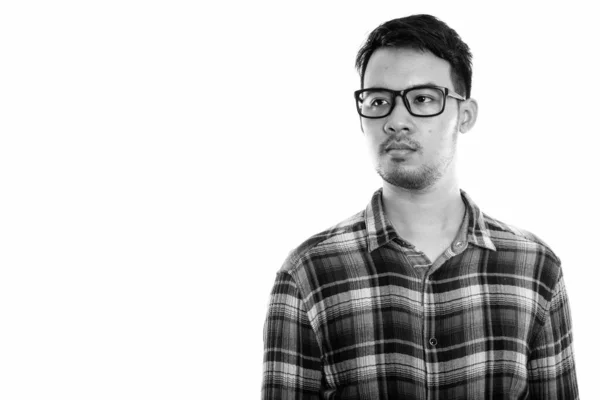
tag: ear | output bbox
[458,98,478,134]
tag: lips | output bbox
[385,143,416,152]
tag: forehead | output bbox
[363,47,454,90]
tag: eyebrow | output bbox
[365,82,441,91]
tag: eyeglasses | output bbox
[354,85,466,118]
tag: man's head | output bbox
[356,14,473,98]
[355,15,478,192]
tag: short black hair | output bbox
[355,14,473,98]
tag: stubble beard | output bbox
[376,125,459,191]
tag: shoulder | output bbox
[278,209,366,275]
[482,212,563,287]
[484,213,558,259]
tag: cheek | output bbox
[362,119,383,134]
[366,136,382,156]
[419,126,447,157]
[363,123,385,144]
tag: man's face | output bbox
[361,47,463,191]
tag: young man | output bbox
[262,14,578,399]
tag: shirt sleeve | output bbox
[262,271,324,399]
[527,273,579,399]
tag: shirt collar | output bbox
[365,188,497,253]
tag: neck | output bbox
[381,174,465,237]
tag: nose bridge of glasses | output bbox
[390,89,412,116]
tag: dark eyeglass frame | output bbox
[354,85,466,118]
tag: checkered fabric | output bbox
[262,189,578,399]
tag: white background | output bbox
[0,1,597,398]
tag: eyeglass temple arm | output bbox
[448,91,466,101]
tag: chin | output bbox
[377,162,440,191]
[380,158,418,172]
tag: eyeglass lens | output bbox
[357,87,445,117]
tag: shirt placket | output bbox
[421,245,467,400]
[422,271,438,400]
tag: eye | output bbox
[369,98,389,107]
[414,95,433,104]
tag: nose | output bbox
[383,96,414,135]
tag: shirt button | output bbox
[429,337,438,347]
[455,241,464,248]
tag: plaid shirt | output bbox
[262,189,578,399]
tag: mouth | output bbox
[385,144,416,152]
